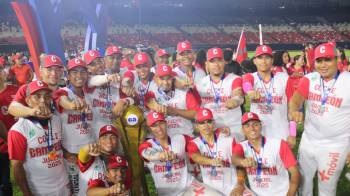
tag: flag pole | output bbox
[234,26,245,60]
[259,24,263,45]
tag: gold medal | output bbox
[48,150,57,161]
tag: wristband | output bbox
[242,82,253,94]
[289,121,297,137]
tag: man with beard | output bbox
[8,55,64,118]
[144,64,200,136]
[195,48,245,141]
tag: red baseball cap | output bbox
[67,58,87,71]
[43,55,63,68]
[255,45,273,57]
[108,155,128,169]
[105,45,121,56]
[121,58,135,70]
[241,112,261,124]
[207,47,223,61]
[26,81,52,96]
[83,50,101,65]
[0,56,5,66]
[314,43,336,60]
[147,112,165,126]
[99,125,119,138]
[156,49,170,57]
[134,52,149,66]
[177,41,192,54]
[156,64,176,77]
[195,108,214,123]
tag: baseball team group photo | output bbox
[0,0,350,196]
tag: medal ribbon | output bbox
[200,133,218,176]
[153,137,172,176]
[248,137,265,181]
[320,71,340,107]
[138,76,151,107]
[210,75,225,105]
[257,73,274,105]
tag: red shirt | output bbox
[9,64,33,86]
[0,85,18,153]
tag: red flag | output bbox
[235,28,247,64]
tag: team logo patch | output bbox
[126,114,138,126]
[29,129,36,139]
[51,55,57,62]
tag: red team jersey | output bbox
[0,85,18,152]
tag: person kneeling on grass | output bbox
[87,154,131,196]
[139,111,222,196]
[77,125,126,196]
[232,112,300,196]
[187,108,253,196]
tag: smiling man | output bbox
[289,43,350,196]
[242,45,294,147]
[232,112,299,196]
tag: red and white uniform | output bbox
[77,156,108,196]
[187,131,237,195]
[123,71,157,113]
[144,88,200,137]
[139,134,194,196]
[243,72,290,140]
[85,85,120,137]
[296,71,350,196]
[53,87,95,154]
[233,137,297,196]
[173,66,206,86]
[196,74,244,141]
[0,84,18,153]
[7,116,70,196]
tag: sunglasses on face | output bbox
[197,120,213,125]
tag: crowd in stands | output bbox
[1,20,350,49]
